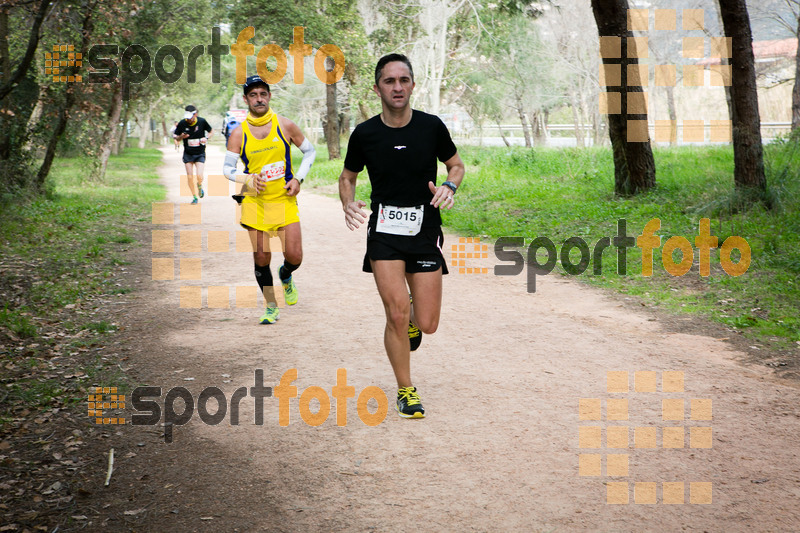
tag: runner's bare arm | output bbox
[278,117,315,196]
[339,167,367,231]
[224,126,262,193]
[429,153,465,210]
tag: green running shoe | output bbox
[198,184,205,198]
[282,276,298,306]
[259,306,280,324]
[396,386,425,418]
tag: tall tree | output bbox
[717,0,767,191]
[591,0,656,195]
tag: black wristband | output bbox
[442,181,457,194]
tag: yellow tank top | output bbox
[239,118,293,183]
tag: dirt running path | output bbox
[116,144,800,532]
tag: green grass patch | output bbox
[0,146,165,415]
[440,139,800,348]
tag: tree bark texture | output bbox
[591,0,656,195]
[94,80,124,180]
[718,0,766,191]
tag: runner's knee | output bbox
[253,251,270,267]
[385,303,410,332]
[415,315,439,334]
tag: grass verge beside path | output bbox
[0,147,164,530]
[308,140,800,360]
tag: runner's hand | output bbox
[250,174,266,194]
[429,181,455,209]
[284,178,301,197]
[344,200,368,231]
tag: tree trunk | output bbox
[711,2,735,124]
[664,84,678,146]
[515,93,531,148]
[0,0,51,100]
[0,8,10,84]
[115,102,129,155]
[792,18,800,131]
[718,0,766,191]
[357,101,371,124]
[35,6,93,191]
[495,118,511,147]
[324,58,340,160]
[591,0,656,195]
[137,95,165,149]
[570,88,585,148]
[530,110,546,146]
[94,80,124,181]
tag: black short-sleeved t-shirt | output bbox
[175,117,212,155]
[344,110,457,228]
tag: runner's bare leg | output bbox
[371,259,413,388]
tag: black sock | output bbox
[254,264,273,294]
[279,260,300,282]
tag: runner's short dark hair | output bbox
[374,54,414,85]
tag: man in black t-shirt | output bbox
[174,105,213,204]
[338,54,465,419]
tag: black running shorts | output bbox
[182,152,206,164]
[363,225,449,274]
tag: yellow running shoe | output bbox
[259,306,280,324]
[396,386,425,418]
[282,276,298,306]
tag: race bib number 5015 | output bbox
[377,204,424,236]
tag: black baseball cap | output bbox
[243,75,269,95]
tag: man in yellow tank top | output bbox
[223,75,316,324]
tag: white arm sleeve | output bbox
[294,138,316,183]
[223,150,250,184]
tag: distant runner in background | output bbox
[174,105,213,204]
